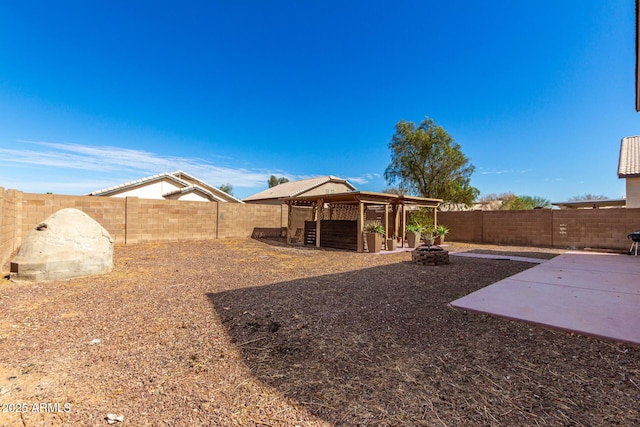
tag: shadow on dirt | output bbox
[206,257,580,425]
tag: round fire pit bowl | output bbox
[411,245,449,265]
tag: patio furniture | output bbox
[629,232,640,256]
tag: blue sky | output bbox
[0,1,637,201]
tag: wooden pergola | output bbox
[284,191,442,252]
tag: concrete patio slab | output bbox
[450,251,640,345]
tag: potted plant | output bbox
[386,233,397,251]
[433,225,449,245]
[406,224,423,248]
[365,222,384,253]
[422,225,436,246]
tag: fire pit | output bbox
[629,232,640,256]
[411,245,449,265]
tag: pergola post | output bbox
[393,203,400,242]
[316,198,323,248]
[401,204,407,248]
[286,202,292,243]
[434,206,438,227]
[384,204,389,242]
[357,201,364,253]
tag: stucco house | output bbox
[243,176,356,205]
[88,170,243,203]
[619,136,640,208]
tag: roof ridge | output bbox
[88,172,177,195]
[88,171,244,202]
[163,184,227,202]
[291,176,332,196]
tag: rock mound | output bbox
[10,208,114,282]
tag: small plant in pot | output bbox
[406,224,423,248]
[365,221,384,253]
[422,226,436,246]
[433,225,449,245]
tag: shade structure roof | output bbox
[284,191,442,208]
[244,176,356,202]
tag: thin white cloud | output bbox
[2,140,385,198]
[480,169,511,175]
[347,176,369,185]
[0,176,121,193]
[347,173,380,185]
[4,140,277,188]
[479,168,531,175]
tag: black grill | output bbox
[629,232,640,256]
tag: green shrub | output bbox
[365,221,385,234]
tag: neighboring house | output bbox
[618,136,640,208]
[243,175,356,204]
[88,170,244,203]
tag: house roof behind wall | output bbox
[552,199,627,209]
[88,170,244,203]
[618,136,640,178]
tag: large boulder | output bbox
[10,208,114,282]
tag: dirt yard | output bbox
[0,239,638,426]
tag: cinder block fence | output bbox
[439,209,640,251]
[0,187,286,270]
[3,185,640,271]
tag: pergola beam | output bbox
[285,191,442,252]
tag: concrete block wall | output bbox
[217,203,285,239]
[483,210,553,247]
[0,188,21,269]
[0,188,289,270]
[553,208,640,249]
[132,198,218,243]
[440,208,640,250]
[20,193,127,244]
[438,211,482,243]
[4,185,640,270]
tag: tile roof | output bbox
[243,176,356,201]
[618,136,640,178]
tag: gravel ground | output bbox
[0,239,638,426]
